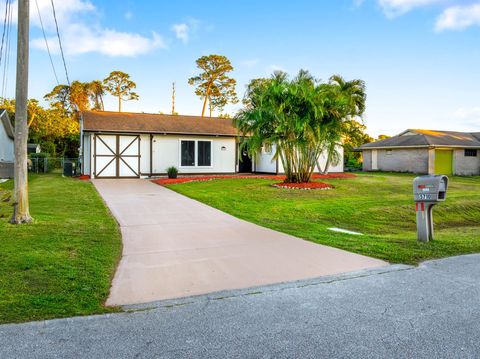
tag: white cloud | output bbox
[171,23,189,43]
[435,3,480,31]
[32,26,166,57]
[240,59,259,68]
[377,0,445,17]
[0,0,165,57]
[454,107,480,126]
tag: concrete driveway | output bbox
[93,179,387,306]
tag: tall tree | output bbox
[88,80,105,111]
[188,54,238,117]
[69,81,90,112]
[44,81,91,113]
[44,84,70,111]
[103,71,139,112]
[11,0,32,224]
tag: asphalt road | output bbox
[1,254,480,359]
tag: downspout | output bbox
[149,134,153,177]
[79,112,84,175]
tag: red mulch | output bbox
[78,175,91,180]
[272,182,334,190]
[152,173,355,186]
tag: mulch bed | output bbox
[152,173,355,186]
[272,182,334,190]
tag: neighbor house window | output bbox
[465,149,477,157]
[180,140,212,167]
[181,141,195,166]
[386,149,393,155]
[197,141,212,166]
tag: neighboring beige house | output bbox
[0,109,14,179]
[80,111,345,178]
[359,129,480,176]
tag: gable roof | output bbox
[359,129,480,149]
[81,111,238,137]
[0,109,13,139]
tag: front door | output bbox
[94,134,140,178]
[434,149,453,175]
[238,146,252,173]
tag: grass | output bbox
[0,173,122,324]
[166,172,480,264]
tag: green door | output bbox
[435,150,453,175]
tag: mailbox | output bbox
[413,175,449,242]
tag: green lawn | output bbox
[166,172,480,264]
[0,173,122,324]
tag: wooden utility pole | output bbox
[171,82,175,115]
[11,0,32,224]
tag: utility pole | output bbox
[171,82,175,115]
[10,0,32,224]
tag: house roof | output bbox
[0,109,13,139]
[359,129,480,149]
[81,111,238,137]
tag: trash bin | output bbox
[413,175,448,242]
[63,161,74,177]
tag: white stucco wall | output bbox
[140,134,151,175]
[0,123,14,163]
[82,134,91,176]
[255,145,278,173]
[152,135,236,174]
[257,145,344,174]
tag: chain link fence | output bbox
[29,157,80,175]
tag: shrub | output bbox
[167,166,178,179]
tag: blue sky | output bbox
[2,0,480,136]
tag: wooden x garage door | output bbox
[94,134,140,178]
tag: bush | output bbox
[167,166,178,179]
[29,153,55,173]
[38,141,56,156]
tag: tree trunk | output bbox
[201,96,208,117]
[11,0,32,224]
[201,85,211,117]
[118,96,121,112]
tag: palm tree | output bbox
[235,70,327,183]
[88,80,105,111]
[316,75,366,174]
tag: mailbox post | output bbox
[413,175,448,242]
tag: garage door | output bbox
[94,134,140,178]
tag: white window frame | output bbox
[178,139,213,168]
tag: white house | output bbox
[80,111,344,178]
[254,144,344,174]
[0,109,14,179]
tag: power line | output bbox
[35,0,59,85]
[0,0,10,71]
[1,0,12,99]
[50,0,70,85]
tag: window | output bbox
[180,140,212,167]
[386,149,393,156]
[197,141,211,166]
[181,141,195,166]
[465,149,477,157]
